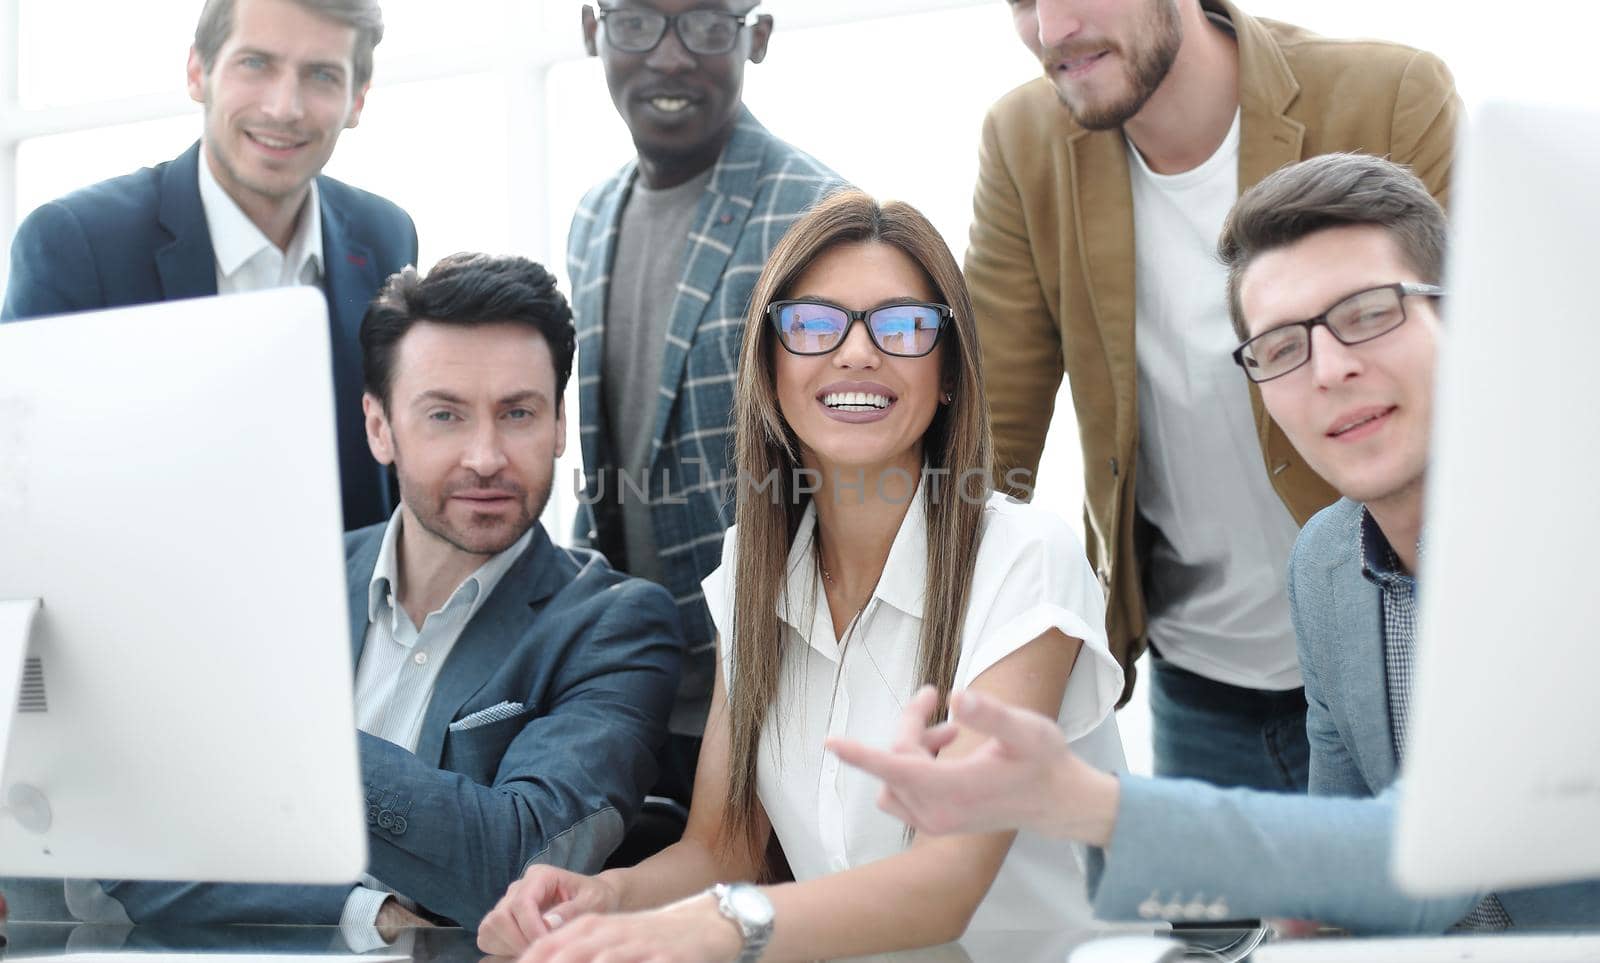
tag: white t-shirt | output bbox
[702,485,1126,931]
[1126,110,1304,690]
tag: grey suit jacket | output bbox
[1088,499,1599,931]
[9,522,682,930]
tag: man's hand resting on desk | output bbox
[828,685,1122,846]
[375,898,433,942]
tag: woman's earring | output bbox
[941,391,954,405]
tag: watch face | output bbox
[731,887,775,927]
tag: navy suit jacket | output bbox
[0,141,417,530]
[87,520,683,929]
[1087,498,1600,932]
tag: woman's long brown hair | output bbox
[721,190,994,859]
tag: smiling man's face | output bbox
[1010,0,1182,130]
[188,0,366,215]
[583,0,771,184]
[1243,224,1442,509]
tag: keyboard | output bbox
[1252,932,1600,962]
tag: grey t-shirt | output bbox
[602,168,713,588]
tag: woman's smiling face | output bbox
[773,240,946,475]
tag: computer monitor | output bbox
[1395,99,1600,896]
[0,287,367,883]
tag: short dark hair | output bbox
[194,0,385,89]
[1219,153,1447,340]
[360,253,577,409]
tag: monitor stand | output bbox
[0,598,51,833]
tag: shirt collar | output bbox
[777,478,929,634]
[196,146,324,283]
[1358,507,1413,588]
[366,509,535,631]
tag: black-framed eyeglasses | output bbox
[767,299,951,358]
[1232,282,1444,383]
[595,6,751,55]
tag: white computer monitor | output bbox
[1395,99,1600,895]
[0,287,367,883]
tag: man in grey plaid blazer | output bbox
[571,0,843,807]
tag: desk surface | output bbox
[3,924,475,961]
[0,923,1197,962]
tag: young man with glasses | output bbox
[830,154,1600,932]
[967,0,1462,791]
[568,1,843,818]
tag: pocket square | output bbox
[448,701,528,732]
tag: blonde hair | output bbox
[721,190,993,857]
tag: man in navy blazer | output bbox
[0,0,416,531]
[831,155,1599,933]
[65,254,682,938]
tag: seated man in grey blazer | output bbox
[830,154,1599,933]
[65,253,683,940]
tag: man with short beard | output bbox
[969,0,1459,791]
[66,255,683,941]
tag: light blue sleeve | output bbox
[1086,775,1478,935]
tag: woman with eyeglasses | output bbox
[477,191,1126,962]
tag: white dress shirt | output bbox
[1126,110,1304,690]
[340,510,531,942]
[703,485,1127,931]
[196,147,324,294]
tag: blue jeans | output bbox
[1148,652,1310,791]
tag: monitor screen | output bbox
[0,288,366,884]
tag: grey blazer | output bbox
[1089,499,1599,932]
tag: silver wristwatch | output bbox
[711,882,774,962]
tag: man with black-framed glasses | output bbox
[567,0,844,832]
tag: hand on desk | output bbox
[477,865,619,956]
[507,893,740,963]
[827,685,1122,847]
[375,897,434,943]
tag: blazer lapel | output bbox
[1329,540,1399,790]
[643,109,764,469]
[1069,128,1138,446]
[413,525,567,767]
[319,192,381,353]
[345,529,385,667]
[574,167,634,484]
[1223,0,1310,464]
[154,142,222,302]
[1227,0,1305,193]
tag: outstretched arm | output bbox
[829,685,1119,845]
[831,691,1484,935]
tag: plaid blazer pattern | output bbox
[568,109,843,724]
